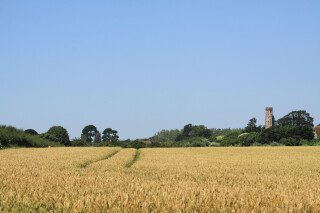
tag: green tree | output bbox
[93,131,101,143]
[102,128,119,142]
[258,125,314,144]
[40,133,60,142]
[276,110,314,127]
[151,129,181,143]
[129,140,146,149]
[219,132,240,146]
[210,128,243,141]
[47,126,70,146]
[0,125,64,147]
[244,118,261,133]
[238,132,259,146]
[82,125,98,143]
[176,124,212,141]
[189,125,212,138]
[24,129,38,135]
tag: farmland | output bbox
[1,147,320,212]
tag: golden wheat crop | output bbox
[1,147,320,212]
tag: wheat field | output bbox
[1,147,320,212]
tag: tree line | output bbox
[150,110,319,147]
[0,124,121,149]
[1,109,319,149]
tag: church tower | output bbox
[265,107,274,128]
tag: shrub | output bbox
[188,137,210,147]
[150,141,162,147]
[238,132,259,146]
[189,141,206,147]
[0,125,63,148]
[128,140,146,149]
[40,133,60,142]
[71,138,90,147]
[299,139,317,146]
[210,142,221,147]
[270,142,285,146]
[238,133,249,137]
[313,142,320,146]
[216,136,224,141]
[251,142,263,146]
[220,132,241,146]
[258,125,314,144]
[279,138,300,146]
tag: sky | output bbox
[0,0,319,139]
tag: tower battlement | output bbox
[265,107,273,112]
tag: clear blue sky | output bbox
[1,1,319,139]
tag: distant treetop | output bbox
[47,126,70,146]
[24,129,38,135]
[276,110,313,127]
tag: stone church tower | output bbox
[265,107,274,128]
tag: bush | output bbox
[216,136,224,141]
[238,132,259,146]
[220,132,240,146]
[299,139,317,146]
[128,140,146,149]
[188,137,210,147]
[71,138,90,147]
[279,138,300,146]
[220,138,238,146]
[258,125,314,144]
[0,125,63,148]
[189,141,206,147]
[270,142,285,146]
[150,141,162,147]
[251,142,263,146]
[40,133,60,142]
[313,142,320,146]
[210,142,221,147]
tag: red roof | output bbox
[143,140,151,145]
[314,126,320,137]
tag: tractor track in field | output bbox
[78,150,120,168]
[125,149,141,168]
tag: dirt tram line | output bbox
[78,149,120,168]
[125,149,141,168]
